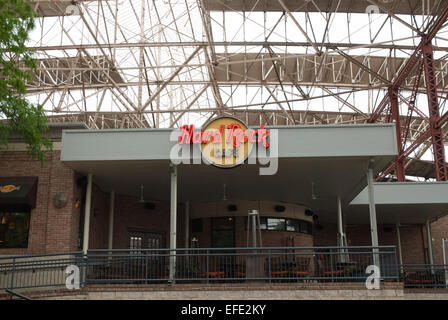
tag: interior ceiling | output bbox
[23,0,448,132]
[213,53,448,92]
[25,56,124,91]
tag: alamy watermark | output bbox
[65,265,80,290]
[365,265,381,290]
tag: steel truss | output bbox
[17,0,448,179]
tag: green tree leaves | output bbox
[0,0,52,163]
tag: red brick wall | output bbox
[191,216,211,248]
[87,184,110,249]
[106,194,186,250]
[313,223,427,264]
[313,224,338,247]
[0,150,78,255]
[399,225,427,264]
[431,216,448,264]
[44,151,79,253]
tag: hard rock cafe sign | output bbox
[178,116,269,168]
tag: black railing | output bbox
[0,252,84,291]
[86,246,399,284]
[400,264,448,289]
[0,246,418,292]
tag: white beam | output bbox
[367,159,380,268]
[83,173,93,255]
[108,190,115,250]
[169,164,178,283]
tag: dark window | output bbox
[300,221,311,234]
[244,216,312,235]
[286,219,296,232]
[0,211,30,248]
[267,218,285,231]
[293,220,302,233]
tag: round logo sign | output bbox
[178,116,269,168]
[200,116,253,168]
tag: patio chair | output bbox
[315,255,345,281]
[404,270,443,288]
[269,256,310,281]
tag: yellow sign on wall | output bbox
[0,185,21,193]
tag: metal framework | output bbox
[19,0,448,180]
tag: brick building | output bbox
[0,120,447,276]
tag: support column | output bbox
[337,196,344,243]
[169,164,178,283]
[422,40,448,181]
[108,190,115,250]
[443,238,447,266]
[367,159,380,268]
[184,200,190,248]
[443,239,448,288]
[426,220,435,266]
[82,173,93,255]
[337,196,348,262]
[389,88,405,182]
[249,210,258,248]
[395,223,403,271]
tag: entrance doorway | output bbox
[128,230,164,250]
[211,217,235,248]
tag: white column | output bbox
[443,238,447,266]
[395,223,403,271]
[367,159,380,268]
[337,196,344,243]
[443,239,448,288]
[185,200,190,248]
[337,196,348,262]
[426,220,435,266]
[169,164,178,282]
[108,190,115,250]
[249,210,258,248]
[82,173,93,255]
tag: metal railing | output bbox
[86,246,399,284]
[0,252,83,291]
[400,264,448,289]
[0,246,403,293]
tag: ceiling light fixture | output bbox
[311,181,318,200]
[139,184,145,203]
[222,183,227,201]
